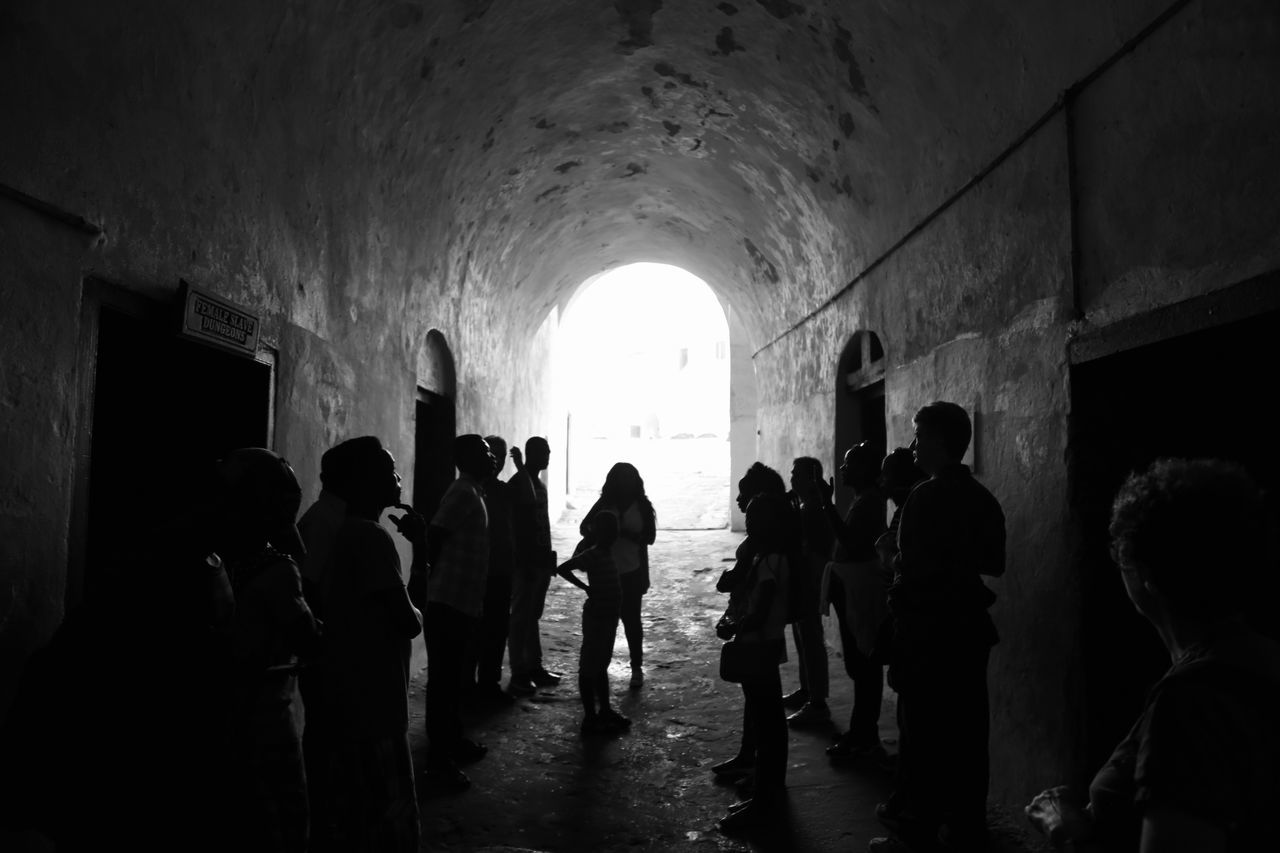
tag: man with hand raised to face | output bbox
[318,437,424,852]
[422,434,495,791]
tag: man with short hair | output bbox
[784,456,832,726]
[508,436,560,694]
[871,402,1005,852]
[423,434,495,790]
[470,435,516,705]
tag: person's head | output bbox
[213,448,304,559]
[1109,458,1269,625]
[524,436,550,473]
[840,442,881,491]
[789,457,823,495]
[483,435,508,479]
[736,462,785,512]
[589,509,620,548]
[456,434,496,479]
[745,493,790,552]
[880,446,926,505]
[911,401,971,474]
[602,462,645,504]
[322,436,401,514]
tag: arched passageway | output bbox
[2,2,1279,849]
[554,263,754,531]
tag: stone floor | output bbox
[408,518,1047,853]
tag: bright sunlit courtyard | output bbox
[556,264,731,530]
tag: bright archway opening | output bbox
[556,263,731,530]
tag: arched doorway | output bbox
[414,329,457,522]
[556,263,733,530]
[833,331,886,508]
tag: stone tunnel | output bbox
[2,0,1278,848]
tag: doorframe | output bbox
[65,278,277,610]
[1068,269,1280,365]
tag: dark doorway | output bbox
[413,388,456,522]
[1068,306,1280,781]
[77,300,273,604]
[834,331,887,508]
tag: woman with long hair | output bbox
[580,462,657,689]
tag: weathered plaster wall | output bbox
[0,202,98,718]
[0,0,460,719]
[751,0,1279,809]
[1074,0,1280,326]
[756,117,1075,802]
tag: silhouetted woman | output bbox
[1026,459,1280,852]
[714,492,793,833]
[581,462,656,688]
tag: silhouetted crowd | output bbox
[710,400,1280,853]
[1,400,1277,853]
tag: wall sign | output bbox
[179,280,260,357]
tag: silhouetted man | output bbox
[784,456,833,726]
[296,440,355,847]
[810,442,887,757]
[423,434,495,789]
[508,436,560,693]
[872,402,1005,852]
[469,434,517,705]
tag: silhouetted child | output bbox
[558,510,630,735]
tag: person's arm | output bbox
[366,526,422,640]
[893,485,944,583]
[272,558,322,658]
[390,503,430,607]
[372,586,422,641]
[579,497,607,537]
[556,552,590,593]
[826,492,882,561]
[426,524,450,569]
[823,499,859,557]
[737,554,779,631]
[739,579,776,631]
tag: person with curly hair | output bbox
[1027,458,1280,853]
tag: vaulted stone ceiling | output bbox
[5,0,1167,348]
[394,0,1165,345]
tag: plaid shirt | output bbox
[428,474,489,618]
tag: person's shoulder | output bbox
[964,472,1001,503]
[338,518,395,548]
[907,477,942,499]
[509,470,534,497]
[1148,649,1280,741]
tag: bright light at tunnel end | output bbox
[553,263,732,528]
